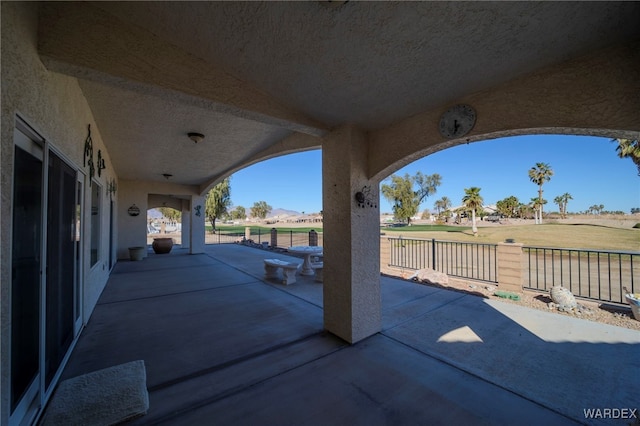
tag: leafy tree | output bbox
[612,138,640,176]
[205,178,231,233]
[382,174,418,224]
[528,162,553,224]
[462,187,483,236]
[496,196,519,218]
[230,206,246,220]
[157,207,180,222]
[414,172,442,202]
[381,172,442,225]
[251,201,272,219]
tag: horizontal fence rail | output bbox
[524,246,638,304]
[388,237,497,283]
[208,229,323,249]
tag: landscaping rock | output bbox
[410,268,449,286]
[550,286,577,309]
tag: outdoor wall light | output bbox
[188,132,204,143]
[355,185,377,208]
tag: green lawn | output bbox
[382,223,639,252]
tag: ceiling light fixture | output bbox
[188,132,204,143]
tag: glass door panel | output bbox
[44,152,77,389]
[10,135,43,413]
[74,177,84,333]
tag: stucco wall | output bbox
[323,125,382,343]
[118,180,200,259]
[1,3,116,422]
[368,41,640,182]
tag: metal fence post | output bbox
[431,238,436,270]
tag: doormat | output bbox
[41,360,149,426]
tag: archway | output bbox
[375,132,638,308]
[147,194,188,249]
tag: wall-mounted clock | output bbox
[438,104,476,139]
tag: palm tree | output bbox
[613,138,640,176]
[462,187,483,236]
[528,162,553,224]
[433,196,452,220]
[553,193,573,218]
[530,198,540,222]
[553,195,563,217]
[561,192,573,218]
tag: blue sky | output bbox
[229,135,639,215]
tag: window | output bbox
[90,182,101,266]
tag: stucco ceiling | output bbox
[37,1,640,189]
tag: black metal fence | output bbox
[208,229,323,248]
[524,246,638,304]
[388,237,497,282]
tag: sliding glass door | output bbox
[45,151,77,389]
[10,120,85,425]
[10,129,43,419]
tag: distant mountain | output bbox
[148,208,163,219]
[268,208,301,217]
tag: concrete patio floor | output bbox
[58,244,640,425]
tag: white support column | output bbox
[189,195,205,254]
[322,125,381,344]
[181,199,191,249]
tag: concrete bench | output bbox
[311,262,323,282]
[264,259,301,285]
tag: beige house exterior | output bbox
[1,2,639,424]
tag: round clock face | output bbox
[439,104,476,139]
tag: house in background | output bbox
[2,2,639,425]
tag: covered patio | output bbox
[58,245,639,425]
[3,2,639,424]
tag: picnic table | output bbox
[287,246,323,276]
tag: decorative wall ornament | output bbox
[127,204,140,216]
[97,149,106,176]
[355,185,377,208]
[194,205,202,217]
[84,124,95,185]
[107,178,117,198]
